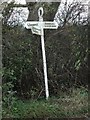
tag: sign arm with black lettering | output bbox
[25,21,58,30]
[25,21,39,29]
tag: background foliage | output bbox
[2,2,88,117]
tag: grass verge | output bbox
[2,87,88,118]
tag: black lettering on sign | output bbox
[45,23,56,27]
[27,23,38,26]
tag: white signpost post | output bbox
[25,7,58,100]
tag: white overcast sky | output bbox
[6,0,89,4]
[2,0,89,26]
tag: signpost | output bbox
[25,7,58,100]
